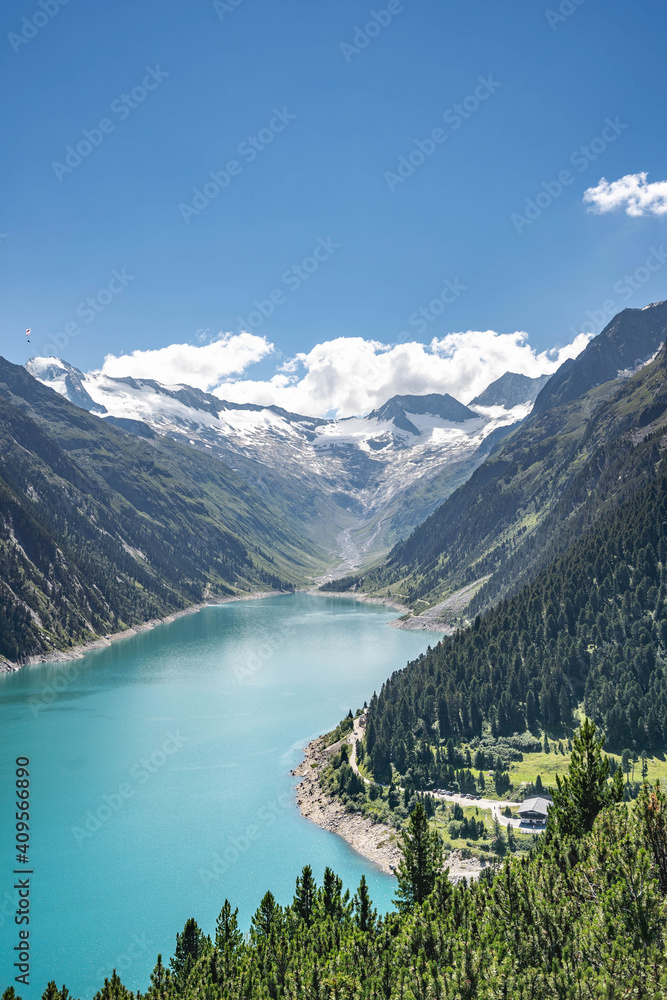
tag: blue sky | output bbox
[1,0,666,414]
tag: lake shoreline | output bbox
[0,589,286,674]
[293,732,486,883]
[313,589,446,632]
[292,732,403,876]
[0,591,432,994]
[310,588,410,616]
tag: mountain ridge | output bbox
[533,300,667,414]
[5,299,667,662]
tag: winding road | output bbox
[348,713,538,832]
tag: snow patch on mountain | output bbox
[616,348,662,379]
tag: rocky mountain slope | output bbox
[332,301,667,616]
[532,300,666,414]
[470,372,551,408]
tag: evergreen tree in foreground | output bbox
[636,779,667,896]
[353,874,377,933]
[548,717,623,839]
[214,900,244,981]
[394,801,444,912]
[293,864,317,925]
[92,971,134,1000]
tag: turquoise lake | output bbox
[0,594,431,999]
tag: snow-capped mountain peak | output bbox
[26,357,540,561]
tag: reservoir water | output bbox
[0,594,431,998]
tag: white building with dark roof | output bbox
[518,796,552,824]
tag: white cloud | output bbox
[99,329,591,418]
[211,330,591,417]
[583,172,667,217]
[101,332,273,389]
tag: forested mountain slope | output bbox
[362,463,667,791]
[335,303,667,614]
[0,359,323,665]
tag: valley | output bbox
[7,5,667,994]
[2,300,667,999]
[3,301,667,662]
[0,350,553,666]
[26,359,545,564]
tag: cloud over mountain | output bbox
[101,329,591,419]
[102,332,274,388]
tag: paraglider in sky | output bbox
[26,328,31,342]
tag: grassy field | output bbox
[431,801,537,863]
[506,749,667,796]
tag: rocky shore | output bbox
[293,731,485,883]
[312,589,412,616]
[292,733,403,874]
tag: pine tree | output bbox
[215,900,243,979]
[293,865,317,926]
[548,719,623,838]
[320,866,346,921]
[250,891,281,942]
[353,875,376,933]
[622,748,632,782]
[215,899,243,951]
[92,971,134,1000]
[145,954,169,999]
[170,918,207,982]
[636,780,667,896]
[394,802,444,912]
